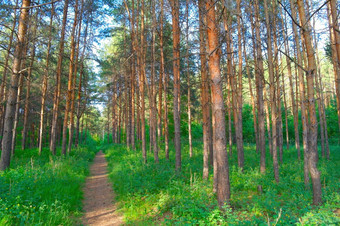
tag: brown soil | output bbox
[82,151,123,226]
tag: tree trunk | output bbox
[297,0,322,205]
[290,0,310,188]
[329,0,340,132]
[185,0,192,158]
[264,0,279,183]
[39,3,54,154]
[50,0,69,155]
[170,0,181,171]
[22,6,39,150]
[280,5,300,158]
[254,0,266,174]
[235,0,244,170]
[0,0,19,144]
[198,0,211,179]
[140,0,146,163]
[151,0,158,163]
[0,0,31,171]
[158,0,164,146]
[205,0,230,207]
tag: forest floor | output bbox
[82,151,123,226]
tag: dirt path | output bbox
[82,151,123,226]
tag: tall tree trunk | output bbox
[140,0,146,163]
[290,0,310,187]
[158,0,164,145]
[0,0,19,144]
[329,0,340,132]
[0,0,31,171]
[296,0,322,205]
[39,3,54,154]
[50,0,69,155]
[68,0,84,152]
[206,0,230,207]
[151,0,158,163]
[272,4,283,163]
[62,0,79,155]
[244,26,258,153]
[22,5,39,150]
[198,0,211,179]
[185,0,192,158]
[223,11,233,157]
[264,0,279,183]
[280,5,300,158]
[235,0,244,169]
[254,0,266,174]
[170,0,181,171]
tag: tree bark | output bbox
[329,0,340,132]
[0,0,31,171]
[39,2,54,154]
[264,0,279,183]
[185,0,192,158]
[290,0,309,187]
[140,0,146,163]
[170,0,181,171]
[0,0,19,144]
[50,0,69,155]
[254,0,266,174]
[61,0,79,155]
[198,0,211,179]
[22,5,39,150]
[206,0,230,207]
[296,0,322,205]
[280,5,300,158]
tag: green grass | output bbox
[104,141,340,225]
[0,145,96,225]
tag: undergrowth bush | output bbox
[0,144,96,225]
[104,142,340,225]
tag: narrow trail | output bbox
[82,151,123,226]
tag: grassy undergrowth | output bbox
[0,144,96,225]
[104,141,340,225]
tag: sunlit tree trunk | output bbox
[290,0,309,187]
[205,0,230,207]
[297,0,322,205]
[170,0,181,171]
[140,0,146,163]
[61,0,79,155]
[0,0,31,171]
[280,6,300,157]
[264,0,279,182]
[39,3,55,154]
[151,0,158,163]
[254,0,266,173]
[198,0,211,179]
[68,0,84,152]
[0,0,19,144]
[50,0,69,155]
[185,0,192,158]
[329,0,340,132]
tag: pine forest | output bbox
[0,0,340,225]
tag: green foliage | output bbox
[104,142,340,225]
[0,145,96,225]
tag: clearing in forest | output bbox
[82,151,123,226]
